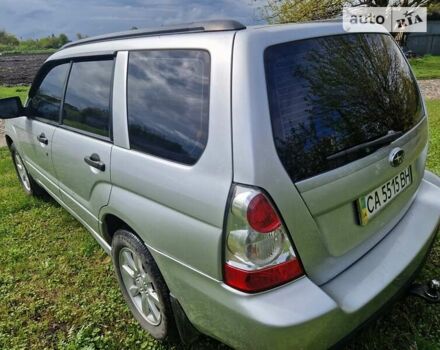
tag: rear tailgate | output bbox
[231,23,427,285]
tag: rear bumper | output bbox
[154,171,440,350]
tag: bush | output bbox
[0,30,19,46]
[0,31,71,53]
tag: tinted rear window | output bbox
[127,50,210,165]
[265,33,423,182]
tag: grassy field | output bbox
[0,91,439,348]
[0,147,197,350]
[0,49,56,55]
[409,55,440,80]
[427,100,440,175]
[0,85,30,103]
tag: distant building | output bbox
[405,20,440,55]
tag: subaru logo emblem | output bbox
[389,148,405,167]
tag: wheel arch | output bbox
[99,208,175,296]
[101,211,136,246]
[5,134,13,149]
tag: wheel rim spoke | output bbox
[141,293,151,315]
[143,272,152,284]
[148,289,160,305]
[14,154,31,191]
[121,263,136,279]
[128,285,140,297]
[147,294,161,323]
[122,250,138,273]
[135,255,146,276]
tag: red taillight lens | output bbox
[224,259,303,293]
[247,193,281,233]
[224,186,304,293]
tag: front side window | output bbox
[127,50,210,165]
[265,33,423,182]
[29,63,70,122]
[62,59,114,138]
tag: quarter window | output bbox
[62,59,114,138]
[29,63,70,122]
[127,50,210,165]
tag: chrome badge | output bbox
[389,148,405,167]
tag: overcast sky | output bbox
[0,0,266,39]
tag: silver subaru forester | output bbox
[1,20,440,349]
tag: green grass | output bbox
[0,92,439,347]
[345,100,440,350]
[0,86,29,104]
[0,154,174,349]
[0,157,225,350]
[0,49,57,55]
[427,100,440,175]
[409,55,440,80]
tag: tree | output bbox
[0,30,19,46]
[263,0,352,23]
[262,0,434,24]
[428,1,440,19]
[76,33,88,40]
[59,34,69,46]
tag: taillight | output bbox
[247,194,281,233]
[224,185,303,293]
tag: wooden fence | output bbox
[405,20,440,55]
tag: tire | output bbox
[10,143,45,197]
[112,229,177,341]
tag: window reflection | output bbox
[62,60,113,137]
[265,34,423,182]
[29,63,70,122]
[127,50,210,165]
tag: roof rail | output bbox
[62,20,246,49]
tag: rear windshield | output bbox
[265,33,423,183]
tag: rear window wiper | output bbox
[326,131,403,161]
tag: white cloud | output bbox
[0,0,266,39]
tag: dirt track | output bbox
[418,79,440,100]
[0,53,51,146]
[0,53,50,85]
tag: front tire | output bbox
[10,143,44,197]
[112,229,176,341]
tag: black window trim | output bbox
[125,48,212,166]
[28,54,116,143]
[58,61,73,125]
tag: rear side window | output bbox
[62,59,114,138]
[29,63,70,122]
[127,50,210,165]
[265,33,423,182]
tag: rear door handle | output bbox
[84,153,105,171]
[37,133,48,145]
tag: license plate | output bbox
[357,166,412,226]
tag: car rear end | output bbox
[203,22,440,349]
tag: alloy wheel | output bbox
[118,247,162,326]
[14,153,31,192]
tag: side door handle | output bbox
[37,133,49,145]
[84,153,105,171]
